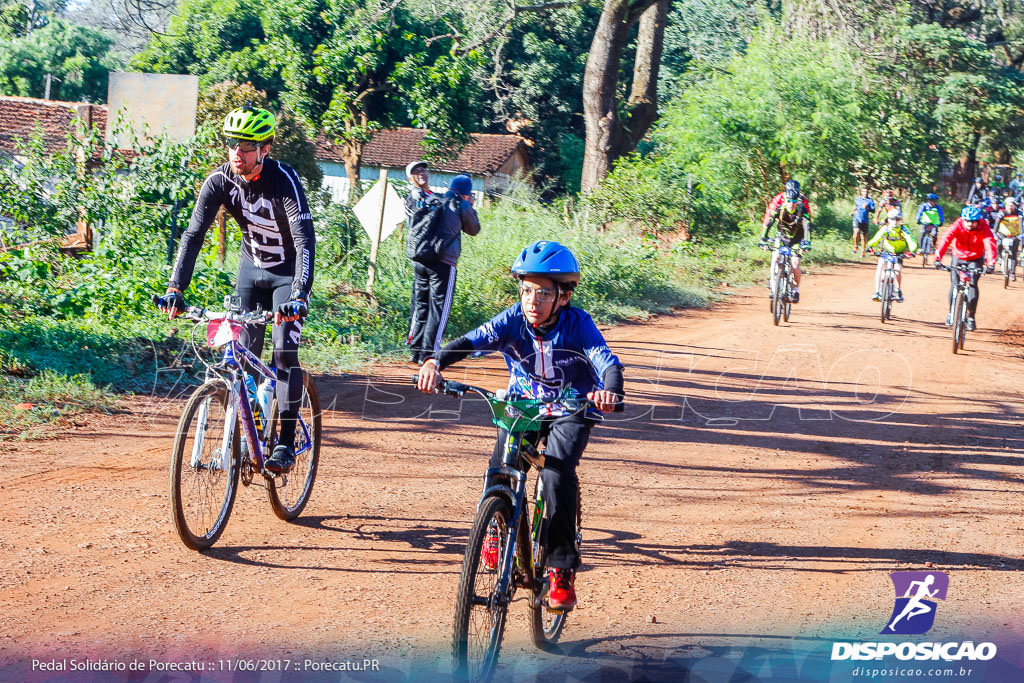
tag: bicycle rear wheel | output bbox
[529,486,580,648]
[265,370,322,520]
[952,292,965,355]
[170,380,240,550]
[454,495,513,681]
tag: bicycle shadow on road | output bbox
[577,529,1024,572]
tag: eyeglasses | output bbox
[226,139,261,153]
[519,283,557,303]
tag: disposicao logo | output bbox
[882,571,948,635]
[830,571,997,663]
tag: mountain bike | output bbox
[937,264,984,355]
[155,295,322,550]
[870,251,910,323]
[997,236,1017,288]
[427,380,596,681]
[768,243,796,326]
[918,226,938,267]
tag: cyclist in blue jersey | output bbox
[416,241,625,611]
[914,193,944,255]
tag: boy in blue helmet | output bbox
[417,240,625,611]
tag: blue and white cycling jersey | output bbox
[463,303,622,418]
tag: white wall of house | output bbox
[318,161,485,204]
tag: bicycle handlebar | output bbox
[151,295,274,324]
[410,376,622,412]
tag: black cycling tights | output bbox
[236,257,303,451]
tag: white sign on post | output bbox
[353,177,406,241]
[356,172,407,295]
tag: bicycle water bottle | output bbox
[256,379,273,421]
[244,375,265,435]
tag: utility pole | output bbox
[43,74,53,100]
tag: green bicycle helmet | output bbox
[222,104,276,142]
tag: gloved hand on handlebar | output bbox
[933,260,943,269]
[985,265,995,274]
[156,289,184,319]
[758,239,770,250]
[274,291,308,324]
[799,239,811,250]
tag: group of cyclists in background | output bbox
[758,176,1015,333]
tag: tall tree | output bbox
[0,19,117,101]
[580,0,668,192]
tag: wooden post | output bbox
[365,168,389,297]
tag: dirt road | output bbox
[3,259,1024,682]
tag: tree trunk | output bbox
[342,141,364,205]
[580,0,659,193]
[614,0,668,158]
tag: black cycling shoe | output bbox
[966,318,977,332]
[791,291,800,303]
[265,445,295,475]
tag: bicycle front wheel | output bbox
[881,277,892,323]
[265,370,322,521]
[773,270,785,326]
[454,495,512,681]
[952,292,965,355]
[1003,253,1011,288]
[170,380,240,550]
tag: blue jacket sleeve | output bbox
[937,205,944,224]
[577,311,623,382]
[463,306,515,353]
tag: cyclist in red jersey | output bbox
[933,206,997,331]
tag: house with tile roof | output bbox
[315,127,531,203]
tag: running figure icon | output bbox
[882,571,949,635]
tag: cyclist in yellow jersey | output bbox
[867,209,917,303]
[993,197,1022,277]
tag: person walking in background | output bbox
[405,160,434,364]
[967,176,987,205]
[405,173,480,364]
[850,186,875,256]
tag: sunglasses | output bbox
[519,283,558,303]
[226,139,262,153]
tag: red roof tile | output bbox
[0,95,106,156]
[315,127,528,176]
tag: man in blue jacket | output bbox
[405,174,480,364]
[850,186,875,256]
[417,241,625,611]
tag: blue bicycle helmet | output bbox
[926,193,938,200]
[511,240,580,290]
[784,179,801,200]
[961,205,983,221]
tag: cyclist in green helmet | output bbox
[157,104,316,475]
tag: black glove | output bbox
[156,291,184,312]
[277,296,308,318]
[933,261,942,269]
[985,265,995,274]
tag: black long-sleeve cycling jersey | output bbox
[169,159,315,298]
